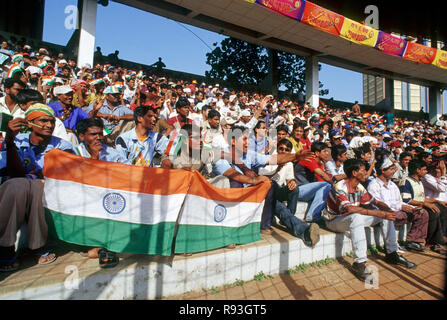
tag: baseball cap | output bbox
[53,85,73,95]
[241,109,251,117]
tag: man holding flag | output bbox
[0,104,73,272]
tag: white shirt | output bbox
[367,177,403,211]
[422,174,447,202]
[259,159,294,187]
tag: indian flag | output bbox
[41,75,55,86]
[43,149,193,256]
[89,78,104,86]
[164,133,184,157]
[11,53,23,63]
[43,149,270,255]
[174,171,270,253]
[7,64,23,78]
[38,59,48,68]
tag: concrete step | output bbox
[4,200,409,300]
[0,222,397,300]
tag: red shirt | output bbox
[299,158,329,182]
[167,115,193,129]
[300,137,312,151]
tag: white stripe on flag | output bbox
[179,194,264,228]
[44,178,186,225]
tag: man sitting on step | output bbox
[367,156,429,255]
[324,159,416,281]
[258,139,328,247]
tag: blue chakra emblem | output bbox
[214,204,227,223]
[103,193,126,215]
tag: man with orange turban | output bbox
[0,103,73,272]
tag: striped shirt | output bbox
[326,179,374,217]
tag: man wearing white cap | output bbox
[49,85,90,145]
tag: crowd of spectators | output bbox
[0,38,446,281]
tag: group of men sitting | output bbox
[0,43,446,281]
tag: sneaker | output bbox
[351,262,371,281]
[303,223,320,248]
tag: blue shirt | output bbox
[248,134,268,155]
[115,128,169,167]
[84,101,133,132]
[74,142,129,163]
[12,132,74,176]
[49,102,90,131]
[212,150,270,187]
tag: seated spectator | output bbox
[259,138,330,225]
[248,120,269,155]
[115,105,171,168]
[0,104,73,272]
[392,151,412,186]
[324,159,414,281]
[422,160,447,241]
[15,89,70,142]
[49,85,89,145]
[368,156,429,254]
[326,144,347,182]
[167,124,213,178]
[71,79,94,108]
[86,85,134,145]
[401,160,447,255]
[288,122,304,153]
[73,117,127,267]
[211,126,312,235]
[298,141,333,185]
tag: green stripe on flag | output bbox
[174,223,262,254]
[45,209,176,256]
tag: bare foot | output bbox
[88,247,101,259]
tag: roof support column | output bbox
[77,0,97,68]
[305,56,319,108]
[429,86,443,124]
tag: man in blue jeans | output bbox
[260,139,329,246]
[211,127,312,235]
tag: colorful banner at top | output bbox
[375,31,407,57]
[339,18,379,48]
[300,1,344,36]
[249,0,446,70]
[255,0,306,20]
[432,49,447,70]
[403,42,437,64]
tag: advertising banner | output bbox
[375,31,407,57]
[300,1,344,36]
[255,0,306,20]
[403,41,437,64]
[339,18,379,47]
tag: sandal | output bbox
[0,255,19,272]
[98,249,119,268]
[35,250,57,265]
[431,244,447,256]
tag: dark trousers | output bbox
[394,210,429,243]
[230,180,274,230]
[426,203,447,245]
